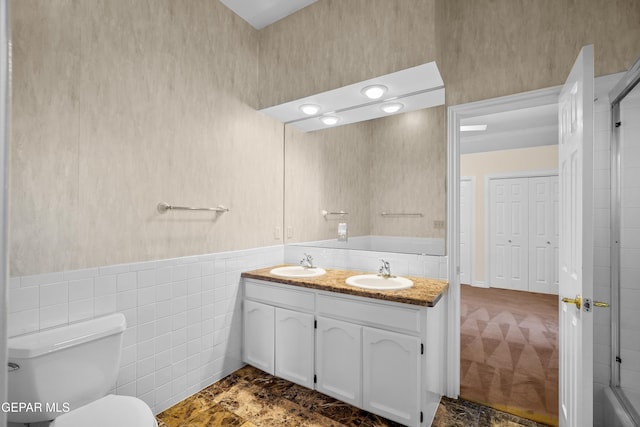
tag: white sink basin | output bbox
[270,266,326,278]
[345,274,413,290]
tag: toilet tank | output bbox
[7,313,126,423]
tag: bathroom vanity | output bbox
[240,266,449,427]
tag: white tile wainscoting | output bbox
[7,242,448,418]
[7,245,284,415]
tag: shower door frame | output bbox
[609,54,640,426]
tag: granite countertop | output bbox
[241,265,449,307]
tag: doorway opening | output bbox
[447,71,625,426]
[456,98,561,424]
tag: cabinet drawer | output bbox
[317,294,420,333]
[244,279,315,312]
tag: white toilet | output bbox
[7,313,158,427]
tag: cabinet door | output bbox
[363,327,420,427]
[243,300,274,374]
[315,316,362,407]
[275,308,314,388]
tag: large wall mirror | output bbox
[260,62,448,256]
[283,105,447,256]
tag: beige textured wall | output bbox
[268,0,640,257]
[260,0,640,109]
[460,145,559,283]
[11,0,640,276]
[257,0,437,108]
[435,0,640,105]
[284,122,371,243]
[369,108,446,239]
[10,0,284,276]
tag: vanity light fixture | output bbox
[361,84,388,100]
[460,124,487,132]
[299,104,320,115]
[259,62,445,132]
[381,102,404,113]
[320,115,340,126]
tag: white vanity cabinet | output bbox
[243,300,275,375]
[242,278,447,427]
[243,280,315,388]
[275,307,315,388]
[315,316,362,406]
[362,327,421,426]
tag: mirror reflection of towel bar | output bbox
[157,202,229,214]
[380,212,423,217]
[321,210,348,218]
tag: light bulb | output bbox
[381,102,404,113]
[320,116,339,125]
[299,104,320,115]
[361,85,388,100]
[460,124,487,132]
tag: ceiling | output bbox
[460,103,558,154]
[219,0,318,29]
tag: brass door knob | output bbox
[562,295,582,310]
[562,295,610,311]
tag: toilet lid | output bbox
[50,394,157,427]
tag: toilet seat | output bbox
[50,394,157,427]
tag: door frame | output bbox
[446,71,625,401]
[459,176,474,286]
[446,85,561,397]
[0,2,9,423]
[485,170,558,291]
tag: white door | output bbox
[362,327,420,427]
[243,300,275,374]
[460,177,473,285]
[529,176,560,294]
[275,308,314,388]
[489,177,529,291]
[315,317,362,406]
[558,45,594,427]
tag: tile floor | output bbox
[157,365,552,427]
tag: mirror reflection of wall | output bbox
[284,105,446,255]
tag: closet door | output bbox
[528,176,559,294]
[489,178,529,291]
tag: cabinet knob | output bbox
[508,240,512,243]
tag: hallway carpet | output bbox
[460,285,559,426]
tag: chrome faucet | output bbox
[378,259,394,278]
[300,253,314,268]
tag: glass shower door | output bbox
[612,62,640,424]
